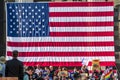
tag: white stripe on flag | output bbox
[7,46,114,52]
[50,6,113,12]
[6,56,115,62]
[7,37,114,42]
[49,16,113,22]
[50,27,113,32]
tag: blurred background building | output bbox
[114,0,120,68]
[1,0,120,69]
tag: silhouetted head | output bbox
[12,50,18,58]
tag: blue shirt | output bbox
[69,72,77,80]
[42,70,48,78]
[0,63,5,77]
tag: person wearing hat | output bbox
[0,56,5,77]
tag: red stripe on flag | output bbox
[49,12,114,17]
[49,22,114,27]
[7,52,115,57]
[7,42,114,47]
[49,2,113,7]
[50,32,114,36]
[23,62,115,66]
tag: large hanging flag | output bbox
[6,2,115,66]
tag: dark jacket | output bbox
[5,58,23,80]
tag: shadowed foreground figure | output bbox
[5,50,24,80]
[0,56,5,77]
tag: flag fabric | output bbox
[104,70,113,80]
[6,2,115,66]
[81,58,89,66]
[103,67,113,80]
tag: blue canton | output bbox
[7,3,49,37]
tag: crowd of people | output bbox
[23,65,118,80]
[0,50,118,80]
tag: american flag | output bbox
[6,2,115,66]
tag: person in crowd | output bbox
[49,66,55,80]
[34,66,37,70]
[5,50,23,80]
[24,66,34,80]
[73,73,81,80]
[57,67,62,79]
[53,75,59,80]
[61,67,69,80]
[53,69,59,80]
[36,77,44,80]
[91,70,101,80]
[0,56,5,77]
[69,67,79,80]
[42,67,49,78]
[101,66,114,80]
[68,77,72,80]
[81,65,89,79]
[32,73,38,80]
[39,71,43,78]
[35,65,43,77]
[32,68,39,80]
[24,66,28,72]
[81,65,89,74]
